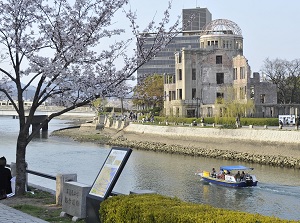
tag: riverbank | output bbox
[51,123,300,169]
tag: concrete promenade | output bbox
[0,203,49,223]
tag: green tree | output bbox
[133,74,164,110]
[215,86,255,119]
[91,98,108,114]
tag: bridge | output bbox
[0,105,96,118]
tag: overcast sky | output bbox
[125,0,300,73]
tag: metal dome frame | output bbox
[201,19,242,36]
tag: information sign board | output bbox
[88,147,132,200]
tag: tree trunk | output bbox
[15,132,28,195]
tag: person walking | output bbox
[0,156,12,199]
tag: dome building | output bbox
[164,19,277,118]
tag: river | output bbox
[1,116,300,221]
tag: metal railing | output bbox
[5,164,122,197]
[6,164,56,181]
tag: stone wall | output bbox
[123,124,300,144]
[106,123,300,169]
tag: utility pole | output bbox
[196,97,199,119]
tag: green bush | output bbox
[103,107,122,113]
[152,116,280,126]
[100,194,296,223]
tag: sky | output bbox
[2,0,300,87]
[123,0,300,73]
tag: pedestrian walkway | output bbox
[0,203,49,223]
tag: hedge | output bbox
[100,194,296,223]
[152,117,279,126]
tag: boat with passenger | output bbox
[196,165,258,188]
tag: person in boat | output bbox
[217,170,223,179]
[211,168,217,178]
[240,171,245,181]
[235,171,241,182]
[224,170,230,175]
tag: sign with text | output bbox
[89,147,132,200]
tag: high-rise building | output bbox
[136,8,212,82]
[182,8,212,32]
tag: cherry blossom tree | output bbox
[0,0,183,195]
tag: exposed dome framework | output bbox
[201,19,242,36]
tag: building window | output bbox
[216,92,224,104]
[178,54,182,63]
[208,107,212,117]
[234,88,238,99]
[178,69,182,80]
[192,68,196,80]
[240,67,245,79]
[192,88,196,99]
[187,110,195,118]
[239,87,243,100]
[178,89,182,100]
[216,55,222,64]
[216,73,224,84]
[233,68,237,80]
[260,94,265,103]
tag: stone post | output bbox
[61,181,91,221]
[56,173,77,205]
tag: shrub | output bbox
[138,116,280,127]
[100,194,296,223]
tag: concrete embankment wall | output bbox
[123,124,300,144]
[107,123,300,169]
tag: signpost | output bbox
[86,147,132,223]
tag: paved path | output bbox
[0,203,48,223]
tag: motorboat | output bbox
[196,165,258,187]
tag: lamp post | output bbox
[196,97,199,119]
[194,97,200,119]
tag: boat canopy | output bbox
[220,165,254,171]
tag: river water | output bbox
[1,116,300,221]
